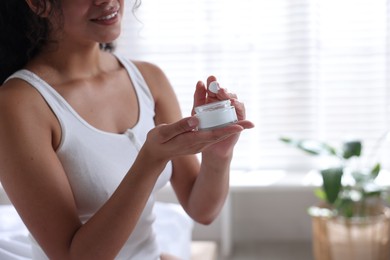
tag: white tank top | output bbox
[6,54,172,260]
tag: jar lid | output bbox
[208,81,220,94]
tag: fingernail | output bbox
[187,117,199,127]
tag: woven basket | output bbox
[312,207,390,260]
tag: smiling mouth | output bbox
[94,11,119,21]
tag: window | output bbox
[117,0,390,172]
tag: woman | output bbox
[0,0,254,259]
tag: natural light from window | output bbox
[117,0,390,175]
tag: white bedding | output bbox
[0,202,193,260]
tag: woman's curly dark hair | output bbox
[0,0,141,84]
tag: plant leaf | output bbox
[280,137,337,156]
[314,188,327,201]
[342,141,362,159]
[370,163,381,180]
[335,197,355,218]
[321,167,343,205]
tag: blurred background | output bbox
[118,0,390,172]
[116,0,390,259]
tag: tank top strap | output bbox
[5,69,71,122]
[114,53,155,110]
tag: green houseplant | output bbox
[280,137,390,260]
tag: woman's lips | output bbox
[91,8,120,24]
[95,11,119,21]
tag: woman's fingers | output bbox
[191,77,253,126]
[206,77,238,102]
[230,99,246,121]
[206,76,219,98]
[155,117,199,143]
[217,88,237,100]
[192,81,207,115]
[193,76,237,112]
[236,120,255,129]
[148,120,244,157]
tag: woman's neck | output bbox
[26,42,117,84]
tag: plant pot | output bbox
[312,207,390,260]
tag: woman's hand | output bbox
[191,76,254,158]
[140,115,246,164]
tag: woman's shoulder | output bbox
[132,60,166,80]
[130,59,183,124]
[130,60,175,100]
[0,77,40,110]
[0,77,58,135]
[1,75,46,105]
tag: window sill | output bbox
[229,170,319,192]
[228,169,390,192]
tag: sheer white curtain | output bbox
[117,0,390,171]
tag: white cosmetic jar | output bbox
[194,100,238,130]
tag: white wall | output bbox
[229,190,317,243]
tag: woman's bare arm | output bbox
[135,61,254,224]
[0,75,246,259]
[0,79,169,259]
